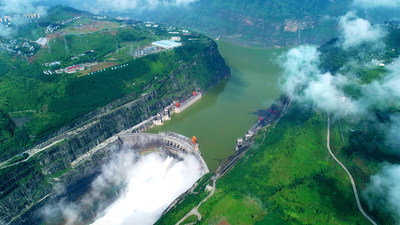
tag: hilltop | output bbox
[155,23,400,225]
[0,6,231,223]
[130,0,351,47]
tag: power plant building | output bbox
[152,40,182,49]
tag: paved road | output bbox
[176,177,216,225]
[0,139,66,169]
[326,116,377,225]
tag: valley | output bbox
[0,1,400,225]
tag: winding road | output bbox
[176,177,216,225]
[326,116,377,225]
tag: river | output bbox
[150,40,287,170]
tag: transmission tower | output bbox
[298,19,302,45]
[47,39,51,53]
[63,37,70,55]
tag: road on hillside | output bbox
[326,116,377,225]
[176,177,216,225]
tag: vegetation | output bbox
[0,6,228,161]
[136,0,353,47]
[318,26,400,75]
[317,27,400,223]
[182,215,199,224]
[158,104,369,224]
[157,23,400,225]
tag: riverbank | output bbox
[149,40,287,170]
[156,95,292,224]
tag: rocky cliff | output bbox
[0,39,230,224]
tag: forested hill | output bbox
[134,0,351,47]
[0,5,230,163]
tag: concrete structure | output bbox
[152,40,182,49]
[151,91,201,126]
[66,64,85,74]
[175,92,202,113]
[170,36,181,42]
[35,37,47,46]
[115,132,208,173]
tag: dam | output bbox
[114,132,209,174]
[34,131,209,225]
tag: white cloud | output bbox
[0,0,46,15]
[280,45,400,222]
[0,0,47,37]
[339,12,387,50]
[94,0,197,11]
[0,24,12,37]
[364,163,400,223]
[353,0,400,8]
[91,151,204,225]
[42,150,205,225]
[363,58,400,109]
[280,45,361,118]
[303,73,359,117]
[280,45,320,97]
[385,115,400,153]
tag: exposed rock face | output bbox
[0,40,229,224]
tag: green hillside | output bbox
[156,23,400,225]
[157,105,369,224]
[135,0,351,46]
[0,6,229,161]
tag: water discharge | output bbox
[82,41,287,224]
[90,152,204,225]
[150,40,287,170]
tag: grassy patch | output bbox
[159,104,369,224]
[182,215,199,224]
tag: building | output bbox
[35,37,47,46]
[170,36,181,42]
[152,40,182,49]
[66,64,85,74]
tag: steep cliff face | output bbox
[0,40,230,224]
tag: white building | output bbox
[170,36,181,42]
[152,40,182,49]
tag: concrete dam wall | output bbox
[112,132,209,174]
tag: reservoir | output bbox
[150,40,287,170]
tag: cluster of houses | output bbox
[43,64,85,75]
[372,59,386,67]
[42,61,61,67]
[0,13,40,25]
[0,39,36,55]
[45,16,81,34]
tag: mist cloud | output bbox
[91,151,203,225]
[280,45,362,118]
[385,115,400,153]
[363,58,400,109]
[339,12,387,50]
[0,24,12,37]
[0,0,47,15]
[280,12,400,221]
[353,0,400,8]
[0,0,47,38]
[94,0,197,11]
[364,163,400,223]
[42,149,205,225]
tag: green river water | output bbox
[150,40,287,170]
